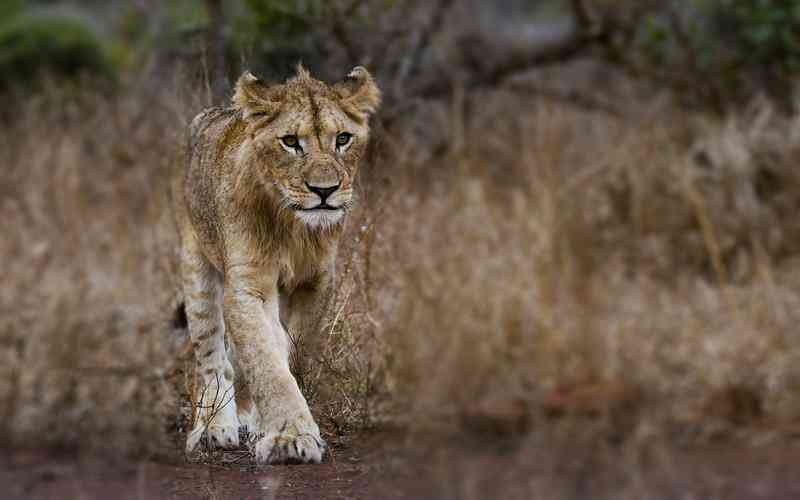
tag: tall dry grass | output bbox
[2,77,800,460]
[0,81,199,454]
[319,91,800,440]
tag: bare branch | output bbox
[204,0,227,103]
[668,9,697,74]
[321,0,367,65]
[667,7,723,109]
[410,29,606,102]
[570,0,594,32]
[393,0,455,96]
[395,1,609,105]
[330,16,360,63]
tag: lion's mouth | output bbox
[290,203,342,212]
[307,203,341,211]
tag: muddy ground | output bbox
[3,428,800,500]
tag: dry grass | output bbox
[0,80,197,455]
[315,91,800,441]
[3,76,800,463]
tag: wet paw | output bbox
[255,420,325,464]
[186,419,240,453]
[208,422,240,450]
[185,392,241,453]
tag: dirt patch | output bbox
[1,432,399,500]
[4,430,800,500]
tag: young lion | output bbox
[173,65,380,464]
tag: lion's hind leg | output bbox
[181,235,240,453]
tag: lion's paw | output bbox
[208,421,240,449]
[186,399,241,453]
[255,419,325,464]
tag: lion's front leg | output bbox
[223,277,324,464]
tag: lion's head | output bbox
[232,65,381,229]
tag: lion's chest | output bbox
[276,243,331,293]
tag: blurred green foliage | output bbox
[0,0,25,22]
[628,0,800,109]
[717,0,800,72]
[0,11,113,90]
[165,0,208,31]
[233,0,326,78]
[243,0,319,37]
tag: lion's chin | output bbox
[293,208,345,229]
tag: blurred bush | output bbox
[714,0,800,98]
[718,0,800,70]
[602,0,800,110]
[0,11,114,91]
[244,0,319,37]
[234,0,330,78]
[232,0,394,81]
[0,0,24,22]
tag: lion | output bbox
[172,64,380,464]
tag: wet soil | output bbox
[3,430,800,499]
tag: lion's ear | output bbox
[232,71,282,120]
[335,66,381,119]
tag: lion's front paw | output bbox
[186,419,241,453]
[255,418,325,464]
[209,421,241,449]
[185,397,241,453]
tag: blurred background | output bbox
[2,1,800,498]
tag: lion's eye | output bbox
[335,132,352,150]
[280,135,302,152]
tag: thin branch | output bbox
[393,0,455,96]
[408,33,603,102]
[403,3,608,103]
[204,0,228,103]
[342,0,364,18]
[668,7,724,110]
[326,0,366,64]
[571,0,594,32]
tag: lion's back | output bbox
[172,107,242,263]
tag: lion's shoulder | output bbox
[188,107,239,149]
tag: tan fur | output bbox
[173,65,380,463]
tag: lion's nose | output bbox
[306,183,340,202]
